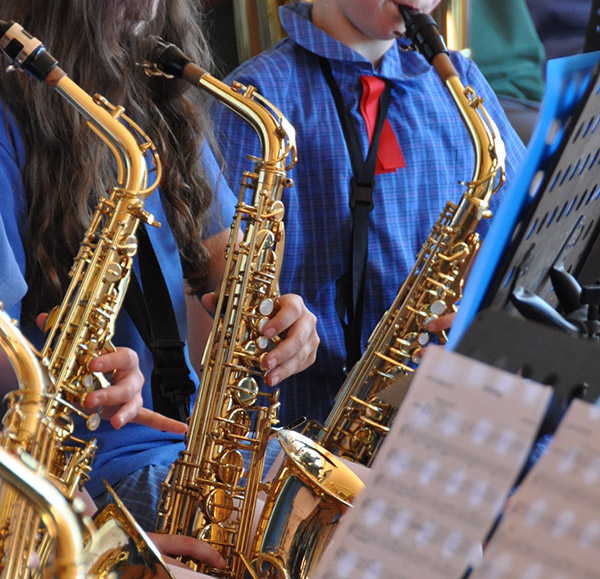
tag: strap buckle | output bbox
[350,177,375,211]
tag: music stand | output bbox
[445,50,600,426]
[447,51,600,347]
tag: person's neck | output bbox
[312,4,394,67]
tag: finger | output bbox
[425,312,456,333]
[84,374,140,410]
[107,396,143,429]
[35,313,49,332]
[90,348,139,374]
[133,408,188,433]
[147,533,226,569]
[260,294,305,339]
[263,326,319,386]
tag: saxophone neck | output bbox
[0,20,160,202]
[399,7,505,208]
[144,36,297,170]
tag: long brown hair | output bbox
[0,0,216,321]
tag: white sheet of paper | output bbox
[472,398,600,579]
[314,345,552,579]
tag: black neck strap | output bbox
[319,57,392,371]
[124,225,195,422]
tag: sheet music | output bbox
[314,345,552,579]
[472,399,600,579]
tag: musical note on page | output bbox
[472,399,600,579]
[314,345,552,579]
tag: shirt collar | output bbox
[279,2,423,81]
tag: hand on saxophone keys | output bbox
[200,290,319,387]
[84,348,187,434]
[35,312,188,434]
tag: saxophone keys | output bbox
[429,299,447,316]
[116,234,138,257]
[257,335,271,350]
[235,376,259,405]
[258,298,275,316]
[104,261,123,283]
[86,412,101,431]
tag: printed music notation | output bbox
[471,398,600,579]
[314,345,552,579]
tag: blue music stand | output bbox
[447,51,600,350]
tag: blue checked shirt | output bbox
[212,2,526,426]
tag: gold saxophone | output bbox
[0,21,173,578]
[312,7,506,466]
[143,39,363,578]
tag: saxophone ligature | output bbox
[142,39,363,578]
[311,6,506,466]
[0,21,173,578]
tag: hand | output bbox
[36,313,187,434]
[147,533,226,570]
[259,294,319,387]
[200,292,319,386]
[85,348,187,433]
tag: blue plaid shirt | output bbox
[212,2,526,426]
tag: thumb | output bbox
[200,292,217,315]
[35,312,49,332]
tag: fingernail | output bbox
[93,360,105,372]
[263,327,276,339]
[266,357,277,370]
[269,373,280,386]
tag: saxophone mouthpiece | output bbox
[147,35,191,79]
[0,20,58,80]
[397,5,448,64]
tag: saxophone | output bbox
[143,39,363,578]
[0,21,173,578]
[312,7,506,466]
[0,445,89,579]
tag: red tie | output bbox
[359,75,406,174]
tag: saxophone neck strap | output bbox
[124,225,194,423]
[319,56,391,370]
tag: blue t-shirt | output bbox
[212,1,527,426]
[0,103,237,496]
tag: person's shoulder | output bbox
[448,51,494,89]
[224,38,310,93]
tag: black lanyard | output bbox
[319,57,392,371]
[124,225,195,422]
